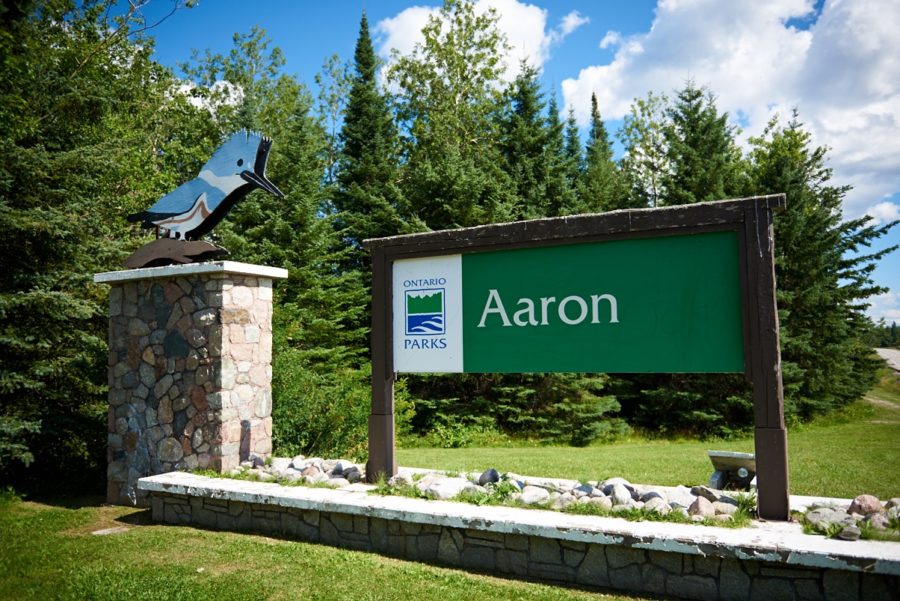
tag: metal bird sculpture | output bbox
[124,131,284,269]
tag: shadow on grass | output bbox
[25,493,106,510]
[115,509,154,526]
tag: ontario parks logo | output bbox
[405,288,445,335]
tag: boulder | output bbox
[520,485,550,505]
[588,496,613,511]
[640,490,666,503]
[668,485,696,508]
[806,507,857,530]
[248,468,274,482]
[848,494,884,516]
[344,467,362,483]
[601,477,636,498]
[553,493,576,510]
[572,483,595,497]
[332,459,355,476]
[478,468,500,486]
[610,483,633,506]
[865,513,890,531]
[420,477,471,500]
[691,485,720,503]
[644,496,671,515]
[689,496,716,518]
[388,472,414,487]
[712,501,738,516]
[837,525,862,541]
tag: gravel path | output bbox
[876,347,900,371]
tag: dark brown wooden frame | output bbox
[363,195,789,520]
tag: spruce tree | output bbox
[334,13,408,255]
[544,96,578,216]
[0,1,201,491]
[563,107,583,208]
[663,82,745,205]
[578,93,623,212]
[499,61,549,219]
[748,113,897,418]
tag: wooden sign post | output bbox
[363,195,789,520]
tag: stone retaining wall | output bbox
[149,489,898,601]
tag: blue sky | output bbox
[137,0,899,322]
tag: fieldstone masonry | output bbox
[147,488,899,601]
[95,262,287,505]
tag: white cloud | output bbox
[375,0,586,83]
[867,202,900,226]
[373,5,435,60]
[560,0,900,220]
[599,31,621,50]
[867,291,900,323]
[558,10,589,38]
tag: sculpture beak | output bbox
[241,169,284,199]
[240,136,285,198]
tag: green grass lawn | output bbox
[0,495,645,601]
[1,374,897,600]
[398,374,900,500]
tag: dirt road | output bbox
[875,347,900,371]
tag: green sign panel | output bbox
[461,230,744,373]
[392,231,745,373]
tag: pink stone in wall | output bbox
[231,286,254,308]
[231,343,254,362]
[164,282,182,304]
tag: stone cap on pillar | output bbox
[94,261,289,284]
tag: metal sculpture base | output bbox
[124,239,229,269]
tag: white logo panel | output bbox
[392,255,463,373]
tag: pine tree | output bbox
[578,93,623,212]
[333,13,408,255]
[663,82,745,205]
[748,113,897,418]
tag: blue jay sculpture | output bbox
[124,131,284,268]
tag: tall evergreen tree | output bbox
[578,93,623,212]
[748,113,897,418]
[0,0,201,490]
[563,107,583,205]
[543,95,578,217]
[334,13,408,254]
[389,0,514,230]
[499,61,549,219]
[663,82,745,205]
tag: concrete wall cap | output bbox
[94,261,288,284]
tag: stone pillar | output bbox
[94,261,288,506]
